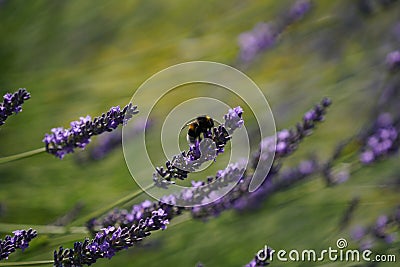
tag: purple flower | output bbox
[43,103,138,159]
[376,215,388,228]
[384,233,396,244]
[54,210,169,266]
[359,113,398,165]
[386,50,400,71]
[0,88,30,126]
[287,0,313,23]
[153,107,243,186]
[360,150,375,164]
[0,228,37,260]
[350,207,400,250]
[238,22,277,62]
[351,226,366,241]
[260,97,331,158]
[237,0,313,63]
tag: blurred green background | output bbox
[0,0,399,266]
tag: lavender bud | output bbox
[287,0,313,23]
[237,0,313,63]
[359,113,398,165]
[0,88,30,126]
[238,23,277,63]
[0,228,37,260]
[386,50,400,71]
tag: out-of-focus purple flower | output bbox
[0,88,30,126]
[360,239,374,251]
[359,113,398,165]
[55,210,168,266]
[373,215,389,239]
[238,22,277,62]
[0,228,37,260]
[386,50,400,71]
[376,215,388,228]
[350,207,400,250]
[43,103,138,159]
[360,150,374,164]
[384,233,396,244]
[287,0,313,23]
[392,22,400,42]
[237,0,313,63]
[259,97,331,158]
[327,163,350,185]
[351,226,366,241]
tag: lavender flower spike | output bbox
[54,209,168,266]
[359,113,398,165]
[386,50,400,72]
[43,103,138,159]
[0,88,31,126]
[153,106,243,186]
[0,228,37,260]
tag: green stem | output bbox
[0,223,87,235]
[0,260,54,266]
[0,148,46,164]
[70,184,155,226]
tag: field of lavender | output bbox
[1,1,399,266]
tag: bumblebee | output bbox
[184,115,214,144]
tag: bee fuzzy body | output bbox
[186,115,214,144]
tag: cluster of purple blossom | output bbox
[43,104,138,159]
[0,88,30,126]
[350,206,400,250]
[153,107,243,187]
[358,49,400,165]
[359,113,399,164]
[238,0,312,63]
[86,199,182,234]
[386,50,400,72]
[0,228,37,260]
[54,209,169,266]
